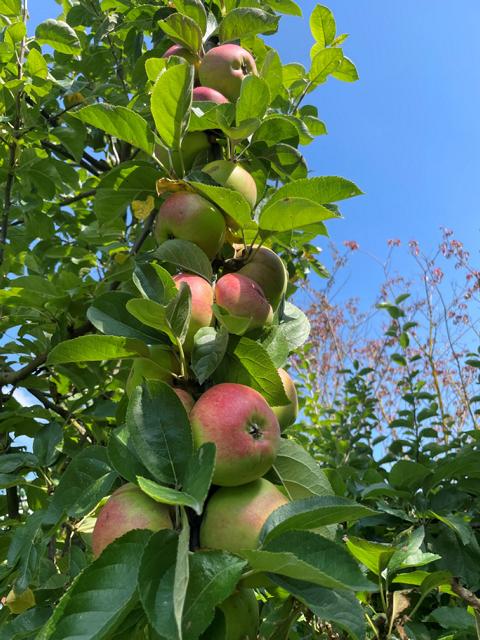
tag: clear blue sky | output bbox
[30,1,480,303]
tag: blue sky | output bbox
[29,1,480,305]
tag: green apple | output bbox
[4,588,36,614]
[202,160,257,210]
[191,383,281,486]
[155,192,226,259]
[215,273,273,333]
[200,479,288,553]
[92,483,172,557]
[202,588,259,640]
[271,368,298,430]
[236,245,288,309]
[126,345,175,397]
[156,132,211,176]
[173,273,214,352]
[199,44,257,101]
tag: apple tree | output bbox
[0,0,382,638]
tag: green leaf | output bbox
[267,176,362,206]
[0,0,20,16]
[192,326,229,385]
[182,551,247,639]
[271,439,333,500]
[72,104,154,155]
[260,197,336,232]
[33,422,63,468]
[188,181,252,228]
[44,446,117,524]
[267,0,302,16]
[244,530,374,591]
[214,337,289,406]
[167,281,192,343]
[277,302,311,350]
[35,19,81,55]
[345,537,395,576]
[260,49,284,100]
[236,76,270,125]
[159,13,203,54]
[310,48,343,85]
[428,606,476,631]
[175,0,207,34]
[133,263,178,304]
[260,495,377,545]
[126,381,193,485]
[389,460,432,491]
[151,63,194,149]
[219,8,279,41]
[174,513,190,640]
[88,292,167,343]
[47,335,149,364]
[154,239,213,281]
[310,5,336,47]
[0,606,52,640]
[126,298,175,342]
[26,49,48,79]
[38,530,151,640]
[137,476,199,511]
[332,56,359,82]
[272,577,365,640]
[108,425,151,484]
[182,443,216,514]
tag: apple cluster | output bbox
[92,42,300,636]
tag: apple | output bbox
[163,44,198,65]
[173,273,214,352]
[203,588,259,640]
[199,44,257,101]
[215,273,273,333]
[156,132,211,175]
[126,346,174,397]
[174,388,195,414]
[202,160,257,210]
[191,383,280,486]
[235,245,288,309]
[155,192,226,259]
[4,588,36,614]
[193,86,229,104]
[271,368,298,430]
[200,479,288,553]
[92,483,172,557]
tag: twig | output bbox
[59,189,97,206]
[26,387,89,440]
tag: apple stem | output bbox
[176,338,189,382]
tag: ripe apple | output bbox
[199,44,257,101]
[200,479,288,553]
[92,483,172,557]
[202,160,257,210]
[174,388,195,414]
[193,86,229,104]
[191,383,280,486]
[4,588,36,614]
[156,132,211,175]
[155,192,226,259]
[163,44,198,65]
[215,273,273,333]
[173,273,214,352]
[203,588,259,640]
[271,368,298,430]
[235,245,288,309]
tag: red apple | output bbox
[173,273,214,352]
[199,44,257,101]
[92,484,172,557]
[236,245,288,309]
[193,86,229,104]
[155,192,226,259]
[200,479,288,553]
[163,44,198,65]
[202,160,257,210]
[271,368,298,430]
[215,273,273,333]
[174,388,195,414]
[190,383,281,486]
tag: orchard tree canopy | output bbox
[1,1,479,639]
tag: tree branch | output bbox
[26,387,89,439]
[59,189,97,206]
[451,578,480,611]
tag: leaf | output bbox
[277,302,311,350]
[0,0,20,16]
[175,0,207,34]
[38,530,151,640]
[154,239,213,281]
[33,422,63,467]
[267,0,302,16]
[243,530,374,591]
[272,577,365,640]
[107,425,151,484]
[389,460,432,491]
[133,263,178,304]
[259,197,337,232]
[47,335,149,364]
[271,439,333,500]
[0,606,52,640]
[188,180,252,228]
[88,292,167,343]
[166,282,192,343]
[35,19,81,54]
[219,8,279,42]
[44,446,117,524]
[26,49,48,79]
[182,551,247,639]
[428,606,476,631]
[159,13,203,54]
[310,5,336,47]
[267,176,362,206]
[214,337,289,406]
[182,443,216,514]
[72,104,154,155]
[126,381,193,485]
[174,514,190,640]
[345,537,395,576]
[332,56,359,82]
[310,48,343,85]
[192,326,229,384]
[236,76,270,125]
[260,496,377,545]
[151,63,194,149]
[137,476,199,511]
[125,298,174,341]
